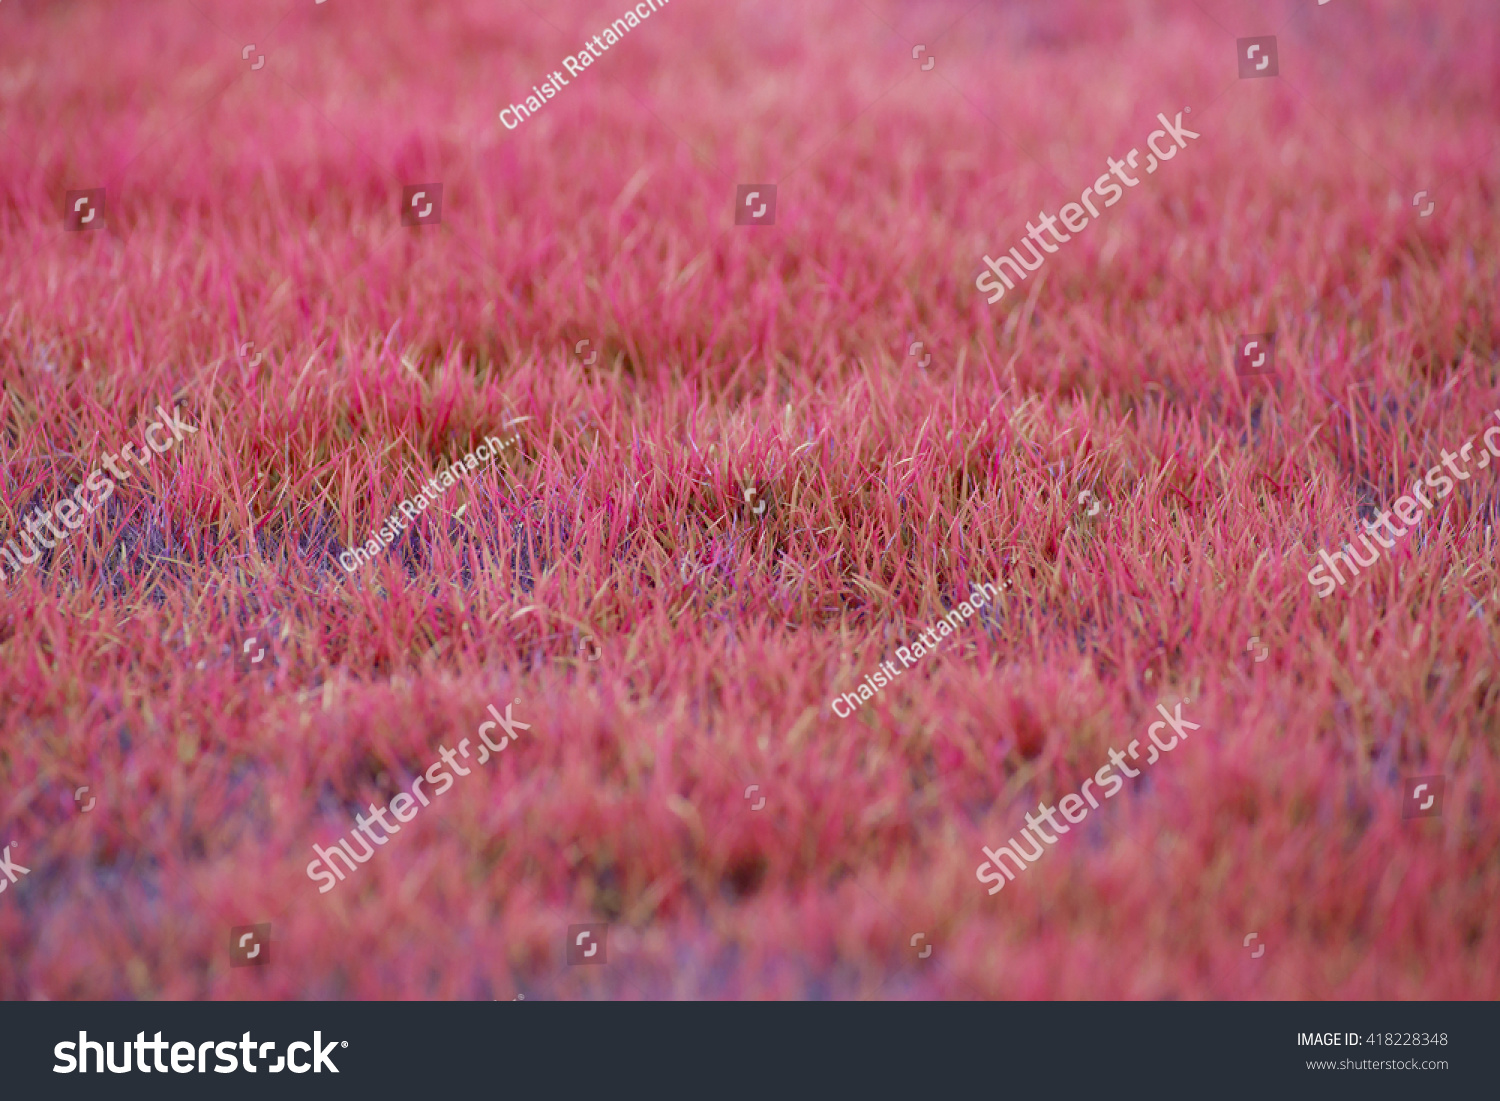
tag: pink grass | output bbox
[1,0,1498,999]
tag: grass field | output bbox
[1,0,1498,999]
